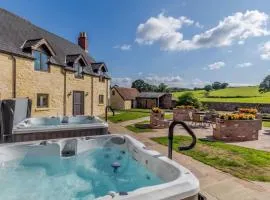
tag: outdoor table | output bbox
[192,112,206,126]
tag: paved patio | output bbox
[109,120,270,200]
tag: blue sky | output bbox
[1,0,270,88]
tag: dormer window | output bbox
[22,38,55,72]
[33,50,49,71]
[65,54,87,79]
[75,63,84,78]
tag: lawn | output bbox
[126,120,155,133]
[263,121,270,127]
[164,113,173,119]
[173,86,270,103]
[108,109,150,123]
[152,136,270,182]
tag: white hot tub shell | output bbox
[0,135,199,200]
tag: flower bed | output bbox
[238,108,262,128]
[213,116,261,141]
[173,106,195,121]
[238,108,258,115]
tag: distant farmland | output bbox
[173,86,270,103]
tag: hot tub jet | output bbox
[111,162,121,173]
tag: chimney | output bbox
[78,32,88,53]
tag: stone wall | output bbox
[92,77,109,116]
[150,112,169,129]
[213,119,261,142]
[203,101,270,113]
[110,87,131,110]
[0,53,13,99]
[15,56,65,117]
[173,108,194,121]
[65,71,92,116]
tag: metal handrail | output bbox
[105,105,115,122]
[168,121,196,159]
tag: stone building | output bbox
[0,8,110,117]
[136,92,173,109]
[110,86,139,110]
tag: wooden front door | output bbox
[73,91,84,115]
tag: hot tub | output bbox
[5,116,108,142]
[0,135,199,200]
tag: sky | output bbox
[1,0,270,88]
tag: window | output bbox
[37,93,49,108]
[75,63,83,78]
[112,90,115,96]
[99,95,104,104]
[34,50,49,71]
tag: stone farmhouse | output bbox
[0,8,110,117]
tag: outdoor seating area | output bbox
[171,106,263,142]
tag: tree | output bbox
[204,85,212,92]
[212,82,222,90]
[131,79,147,92]
[177,92,202,108]
[220,82,229,89]
[157,83,168,92]
[259,75,270,93]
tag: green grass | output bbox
[126,120,155,133]
[263,121,270,127]
[108,109,150,123]
[164,113,173,119]
[173,86,270,103]
[152,136,270,182]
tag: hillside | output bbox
[173,86,270,103]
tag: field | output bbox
[152,136,270,182]
[173,86,270,103]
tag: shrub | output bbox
[177,92,202,108]
[220,113,255,120]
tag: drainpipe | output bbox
[106,79,109,106]
[63,70,67,116]
[91,76,94,116]
[11,55,16,98]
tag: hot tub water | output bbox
[0,146,163,200]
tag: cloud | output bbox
[111,77,132,87]
[204,61,225,70]
[135,13,194,47]
[113,44,132,51]
[136,10,269,51]
[191,78,210,87]
[235,62,253,68]
[238,40,245,45]
[259,41,270,60]
[195,22,204,29]
[229,82,256,87]
[144,75,183,87]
